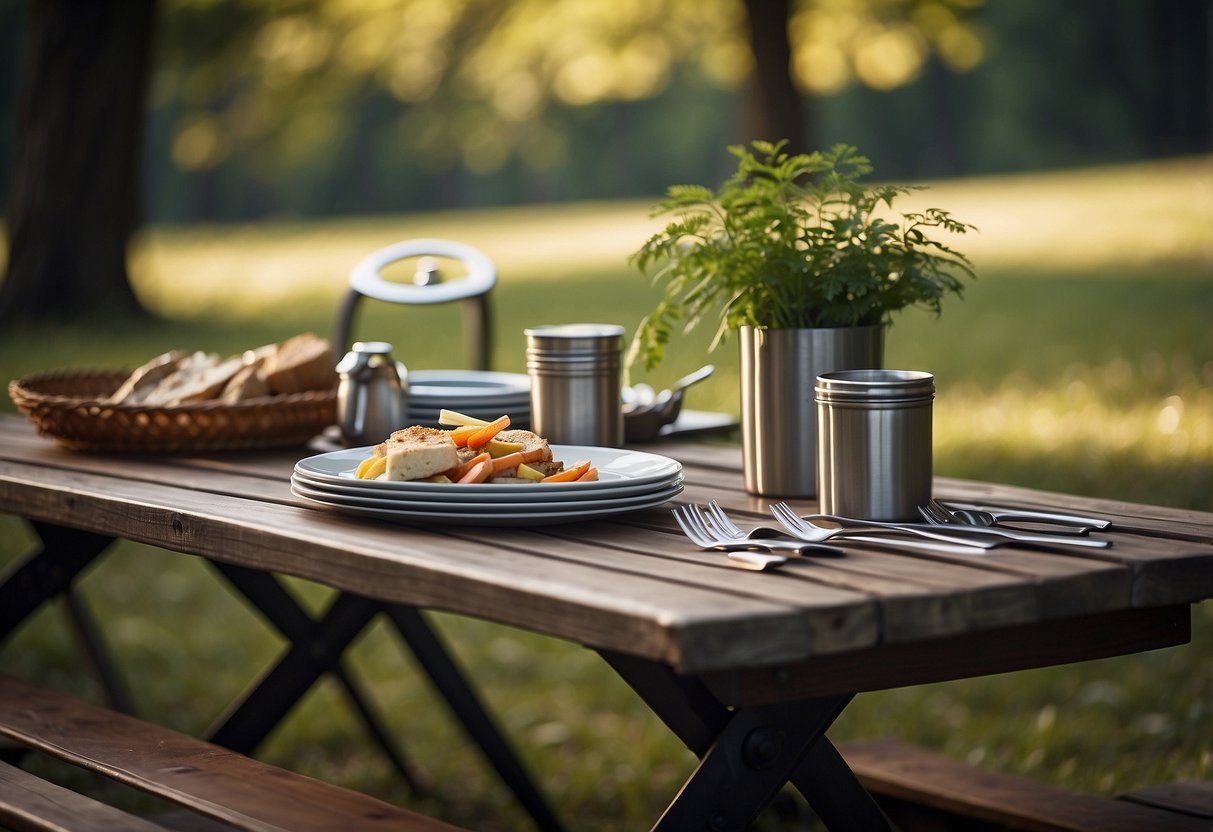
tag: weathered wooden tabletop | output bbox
[2,414,1211,693]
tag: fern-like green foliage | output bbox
[627,140,977,370]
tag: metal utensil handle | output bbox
[927,523,1112,547]
[724,550,788,569]
[967,504,1111,529]
[712,540,816,554]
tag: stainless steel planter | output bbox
[739,325,885,497]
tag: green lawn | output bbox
[1,156,1211,829]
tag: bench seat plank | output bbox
[839,739,1209,832]
[0,675,463,832]
[0,759,166,832]
[1120,779,1213,819]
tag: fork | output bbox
[671,506,796,570]
[704,501,846,557]
[919,501,1112,548]
[768,502,999,549]
[671,507,788,570]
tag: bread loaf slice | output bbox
[219,363,271,402]
[106,351,184,405]
[142,352,246,406]
[263,333,335,394]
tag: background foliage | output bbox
[0,0,1208,222]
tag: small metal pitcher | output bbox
[336,341,408,445]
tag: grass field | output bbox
[1,155,1211,829]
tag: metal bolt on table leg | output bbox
[743,727,786,770]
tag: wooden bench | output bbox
[0,673,467,832]
[839,738,1211,832]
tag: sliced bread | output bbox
[106,351,185,405]
[263,333,336,394]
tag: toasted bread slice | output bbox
[385,426,459,481]
[263,333,336,394]
[141,352,246,406]
[106,350,184,405]
[219,363,271,402]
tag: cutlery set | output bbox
[674,499,1112,570]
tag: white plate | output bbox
[292,469,683,503]
[292,476,683,513]
[291,484,681,526]
[407,370,530,400]
[294,445,683,496]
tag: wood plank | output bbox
[0,675,465,832]
[551,522,1064,643]
[0,426,297,503]
[838,738,1208,832]
[701,604,1191,704]
[0,759,166,832]
[0,461,866,673]
[1120,780,1213,819]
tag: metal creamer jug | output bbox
[336,341,408,445]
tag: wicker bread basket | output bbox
[9,369,337,453]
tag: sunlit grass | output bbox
[2,156,1212,829]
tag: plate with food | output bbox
[291,408,683,519]
[294,409,681,495]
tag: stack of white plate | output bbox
[291,445,683,526]
[406,370,531,428]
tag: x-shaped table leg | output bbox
[0,522,134,714]
[600,651,892,831]
[209,562,564,832]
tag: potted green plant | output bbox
[628,140,976,496]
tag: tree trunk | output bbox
[0,0,157,324]
[742,0,808,153]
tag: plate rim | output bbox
[294,444,683,494]
[291,476,684,512]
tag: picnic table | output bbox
[1,411,1211,830]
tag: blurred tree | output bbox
[744,0,805,153]
[149,0,986,220]
[0,0,157,323]
[0,0,991,321]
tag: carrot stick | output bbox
[457,457,493,483]
[447,451,490,481]
[466,414,511,449]
[449,425,480,447]
[541,460,592,483]
[576,467,599,482]
[488,448,546,475]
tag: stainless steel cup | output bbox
[816,369,934,521]
[525,324,624,446]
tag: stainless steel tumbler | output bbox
[816,369,934,521]
[525,324,624,446]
